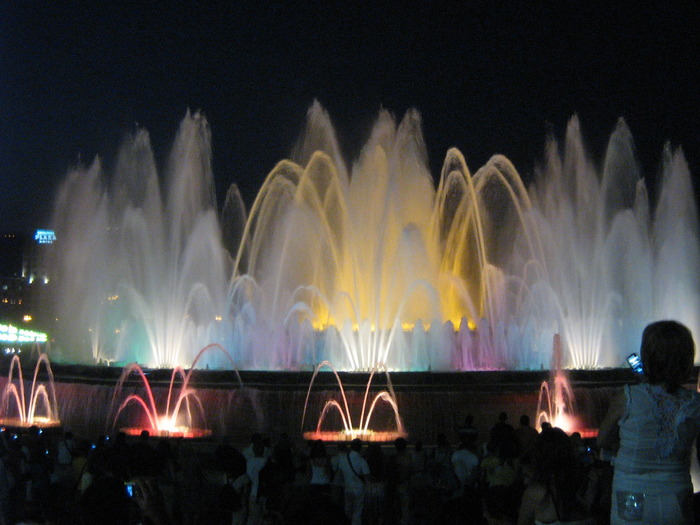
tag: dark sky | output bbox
[1,1,699,233]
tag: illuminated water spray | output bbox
[535,334,592,436]
[107,343,241,438]
[301,361,407,441]
[0,354,61,428]
[47,103,700,371]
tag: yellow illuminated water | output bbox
[47,103,700,371]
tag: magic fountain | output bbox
[44,102,700,373]
[33,103,700,442]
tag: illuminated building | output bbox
[0,230,55,347]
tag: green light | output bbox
[0,323,47,343]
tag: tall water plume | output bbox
[45,103,700,371]
[48,111,231,368]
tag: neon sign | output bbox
[0,323,47,343]
[34,230,56,244]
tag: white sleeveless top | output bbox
[615,383,700,480]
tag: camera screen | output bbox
[627,353,643,374]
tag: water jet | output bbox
[301,361,407,442]
[0,354,61,430]
[44,104,699,373]
[106,343,241,438]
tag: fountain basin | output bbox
[303,430,408,442]
[0,416,62,431]
[119,426,212,439]
[26,363,645,444]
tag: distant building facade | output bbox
[0,230,55,332]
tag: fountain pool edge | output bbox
[2,363,669,445]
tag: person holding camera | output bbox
[598,320,700,524]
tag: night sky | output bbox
[1,1,699,233]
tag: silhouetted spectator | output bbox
[154,439,176,482]
[243,432,271,462]
[54,430,77,488]
[247,440,269,524]
[517,427,593,525]
[86,434,111,482]
[488,411,514,453]
[216,437,247,482]
[77,475,139,525]
[364,442,386,525]
[410,440,428,475]
[129,430,156,478]
[481,426,521,523]
[331,441,348,508]
[260,435,296,514]
[388,437,413,524]
[26,425,52,506]
[108,431,130,482]
[451,432,479,496]
[5,435,29,523]
[431,433,458,501]
[308,440,332,494]
[215,438,249,525]
[457,414,478,441]
[338,438,370,525]
[272,432,296,484]
[514,414,538,458]
[0,438,13,525]
[176,442,208,525]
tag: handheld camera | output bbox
[124,481,140,498]
[627,353,644,375]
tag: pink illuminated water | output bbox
[535,335,595,437]
[301,361,407,441]
[46,103,700,372]
[107,343,240,437]
[0,354,61,428]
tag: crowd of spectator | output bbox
[1,321,695,524]
[0,411,613,525]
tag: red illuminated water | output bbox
[0,354,61,429]
[302,361,407,441]
[535,334,598,437]
[108,343,240,438]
